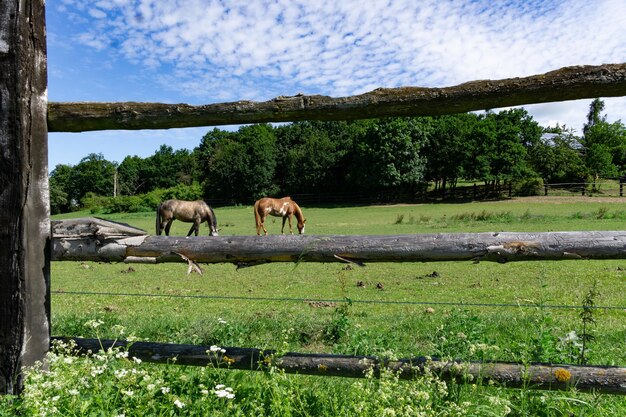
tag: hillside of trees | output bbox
[49,100,626,214]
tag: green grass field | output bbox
[20,196,626,416]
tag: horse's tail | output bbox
[156,203,162,235]
[253,200,261,227]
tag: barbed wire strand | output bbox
[51,290,626,311]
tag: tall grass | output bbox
[3,319,620,416]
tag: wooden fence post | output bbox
[0,0,50,395]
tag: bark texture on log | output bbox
[52,219,626,264]
[52,337,626,395]
[48,63,626,132]
[0,0,49,395]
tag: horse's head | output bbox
[208,205,219,236]
[297,218,306,234]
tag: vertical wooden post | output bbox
[0,0,50,395]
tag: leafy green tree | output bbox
[49,164,74,214]
[584,121,626,174]
[583,98,606,137]
[117,155,149,196]
[528,127,585,183]
[275,121,352,194]
[348,117,430,190]
[143,145,194,191]
[69,153,116,203]
[194,128,235,174]
[462,114,496,183]
[586,143,618,183]
[485,109,538,183]
[581,99,626,178]
[203,124,278,202]
[424,114,476,190]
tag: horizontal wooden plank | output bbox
[51,219,626,263]
[52,337,626,394]
[48,63,626,132]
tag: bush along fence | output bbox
[3,0,626,395]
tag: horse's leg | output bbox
[187,218,201,236]
[281,216,287,234]
[287,214,294,234]
[164,219,174,236]
[261,214,268,235]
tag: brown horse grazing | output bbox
[156,199,218,236]
[253,196,306,235]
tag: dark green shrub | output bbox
[513,177,544,196]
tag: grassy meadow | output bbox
[8,196,626,416]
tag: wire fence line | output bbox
[51,290,626,311]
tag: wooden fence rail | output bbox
[52,218,626,265]
[47,63,626,132]
[52,337,626,395]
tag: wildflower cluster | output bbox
[213,384,236,399]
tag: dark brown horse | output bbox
[156,199,218,236]
[253,196,306,235]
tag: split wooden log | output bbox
[51,337,626,395]
[48,63,626,132]
[52,218,626,264]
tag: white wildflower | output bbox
[214,385,235,399]
[174,399,185,408]
[85,319,104,329]
[115,351,129,359]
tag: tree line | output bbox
[49,99,626,214]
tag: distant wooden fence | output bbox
[3,0,626,395]
[544,181,626,197]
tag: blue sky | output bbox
[46,0,626,170]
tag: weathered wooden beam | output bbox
[52,219,626,263]
[47,63,626,132]
[52,337,626,395]
[0,0,50,395]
